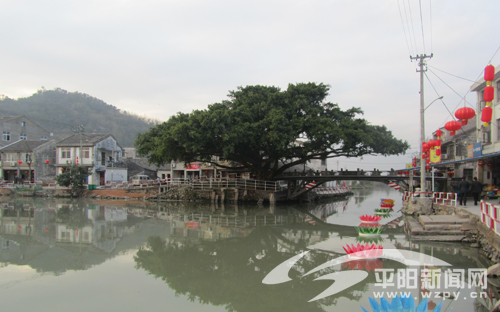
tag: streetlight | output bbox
[420,95,444,193]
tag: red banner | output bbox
[185,163,200,170]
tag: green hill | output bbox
[0,88,159,147]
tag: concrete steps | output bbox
[406,215,469,241]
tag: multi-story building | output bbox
[55,133,126,186]
[0,140,56,182]
[471,64,500,185]
[0,115,51,147]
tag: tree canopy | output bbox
[135,83,409,180]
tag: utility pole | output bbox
[410,53,433,193]
[72,125,85,165]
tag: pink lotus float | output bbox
[359,215,382,223]
[342,243,383,259]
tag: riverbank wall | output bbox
[403,198,500,264]
[4,185,353,203]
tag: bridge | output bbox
[274,168,447,200]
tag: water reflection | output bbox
[0,189,496,312]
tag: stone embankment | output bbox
[403,198,500,264]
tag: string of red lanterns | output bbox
[482,65,495,127]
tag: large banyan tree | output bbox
[135,83,409,180]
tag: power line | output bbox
[418,0,426,53]
[428,66,476,83]
[407,0,419,53]
[429,0,433,53]
[402,0,416,55]
[397,0,413,56]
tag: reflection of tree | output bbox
[134,228,374,312]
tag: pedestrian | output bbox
[458,177,471,206]
[471,177,483,206]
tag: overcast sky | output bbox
[1,0,499,170]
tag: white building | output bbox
[55,133,126,186]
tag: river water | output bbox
[0,185,494,312]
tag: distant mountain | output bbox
[0,88,160,147]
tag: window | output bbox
[497,81,500,102]
[497,118,500,141]
[21,121,25,126]
[40,136,47,140]
[2,131,10,141]
[82,148,90,158]
[61,148,71,159]
[19,133,27,140]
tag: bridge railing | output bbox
[278,168,403,177]
[403,191,457,207]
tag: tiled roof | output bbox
[0,140,52,152]
[56,133,117,147]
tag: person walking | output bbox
[471,177,483,206]
[458,177,471,206]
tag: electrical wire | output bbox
[397,0,413,56]
[407,0,419,53]
[429,0,433,53]
[428,66,476,83]
[402,0,417,55]
[418,0,426,53]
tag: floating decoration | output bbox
[355,225,384,236]
[343,243,383,259]
[355,235,385,244]
[455,107,475,125]
[380,199,394,204]
[359,215,382,223]
[444,120,462,136]
[358,222,381,228]
[380,203,394,209]
[343,259,383,272]
[361,297,443,312]
[375,208,392,214]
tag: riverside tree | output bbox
[135,83,409,180]
[55,164,90,197]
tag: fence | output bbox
[403,191,457,207]
[480,201,500,235]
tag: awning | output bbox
[95,168,105,172]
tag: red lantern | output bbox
[436,129,442,137]
[422,154,426,159]
[45,159,50,164]
[445,121,462,136]
[436,139,441,147]
[426,165,431,171]
[422,142,429,152]
[482,106,493,123]
[17,160,22,165]
[455,107,476,125]
[426,158,430,164]
[484,86,494,102]
[436,149,441,156]
[485,65,495,81]
[17,225,22,230]
[45,227,50,233]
